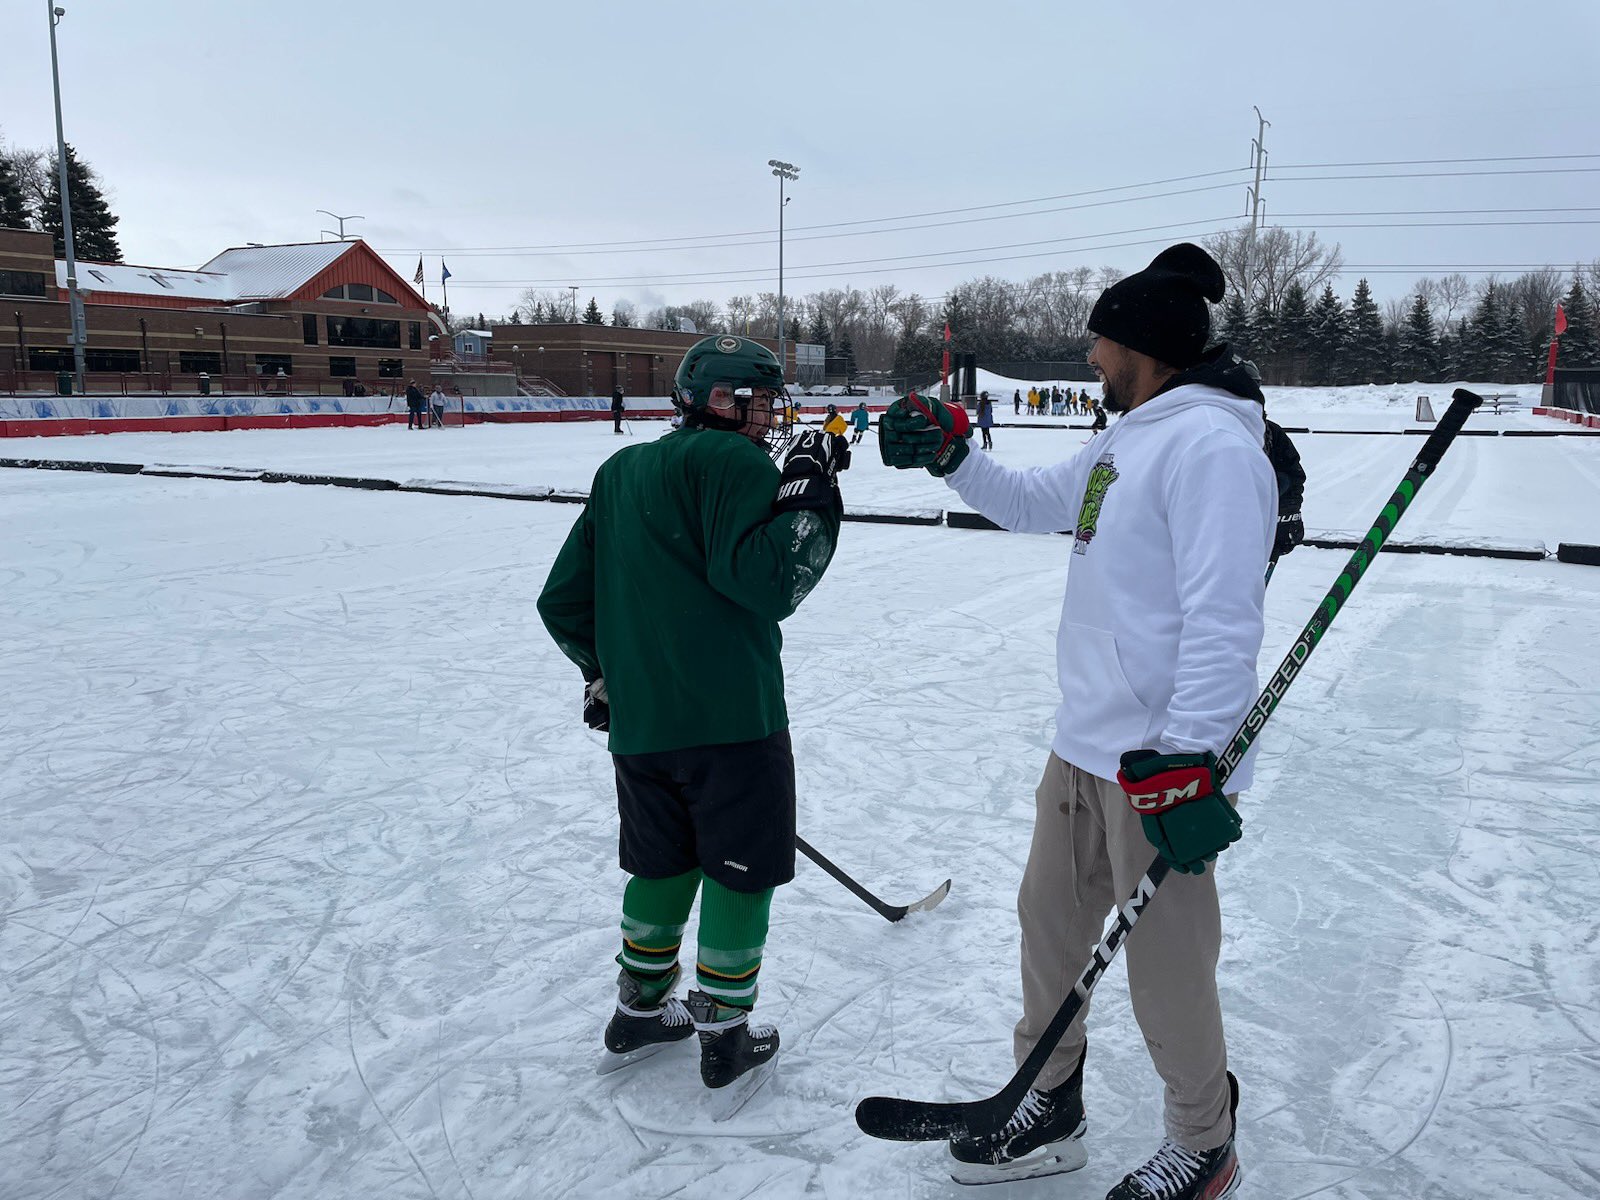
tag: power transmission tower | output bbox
[1246,106,1270,233]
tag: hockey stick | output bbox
[855,388,1484,1143]
[797,835,951,923]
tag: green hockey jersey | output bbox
[538,426,839,755]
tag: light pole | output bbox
[47,3,86,396]
[768,159,799,382]
[568,286,579,323]
[316,210,365,241]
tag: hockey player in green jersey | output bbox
[539,334,847,1104]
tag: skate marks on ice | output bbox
[5,472,1600,1198]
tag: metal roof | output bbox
[196,241,354,300]
[60,260,236,302]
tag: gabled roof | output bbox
[197,241,355,301]
[61,259,236,302]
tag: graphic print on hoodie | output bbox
[1073,455,1119,554]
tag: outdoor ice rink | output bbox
[5,396,1600,1199]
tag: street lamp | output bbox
[568,286,579,323]
[768,159,799,382]
[316,210,365,241]
[47,2,86,396]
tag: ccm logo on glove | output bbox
[1121,770,1211,812]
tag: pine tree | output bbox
[582,297,605,325]
[0,151,30,229]
[1307,284,1346,386]
[1214,292,1252,358]
[1275,282,1312,383]
[808,311,833,354]
[1250,296,1278,378]
[1488,287,1525,380]
[1397,293,1439,382]
[42,143,121,261]
[1558,276,1598,367]
[1343,279,1385,384]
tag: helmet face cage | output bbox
[672,335,792,458]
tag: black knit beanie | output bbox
[1087,243,1227,369]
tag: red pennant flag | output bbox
[1554,302,1568,336]
[944,323,952,341]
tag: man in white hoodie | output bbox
[879,244,1274,1200]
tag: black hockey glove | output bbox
[773,429,844,516]
[583,678,610,731]
[1274,512,1305,557]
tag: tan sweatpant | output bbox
[1014,752,1233,1151]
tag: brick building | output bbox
[1,228,443,393]
[490,323,798,397]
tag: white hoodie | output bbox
[946,382,1276,789]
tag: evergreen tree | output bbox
[0,151,30,229]
[1558,276,1598,367]
[1307,284,1346,386]
[1488,286,1526,380]
[582,297,605,325]
[1397,293,1439,382]
[1214,292,1252,358]
[808,311,833,354]
[1343,279,1385,383]
[1250,296,1278,375]
[1275,282,1313,383]
[42,143,121,261]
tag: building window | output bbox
[28,346,73,371]
[303,313,318,345]
[326,316,400,348]
[0,270,48,298]
[255,354,293,376]
[178,350,223,374]
[328,356,357,377]
[377,358,403,378]
[408,322,421,350]
[320,283,400,304]
[86,348,141,372]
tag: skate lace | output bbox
[745,1017,776,1038]
[1131,1139,1208,1197]
[1001,1090,1048,1137]
[660,998,692,1028]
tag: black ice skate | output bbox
[684,988,779,1119]
[947,1048,1088,1186]
[597,968,694,1076]
[1106,1072,1241,1200]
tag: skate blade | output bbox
[707,1057,777,1122]
[948,1133,1088,1186]
[596,1040,681,1076]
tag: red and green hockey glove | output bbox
[1116,749,1242,875]
[878,394,972,476]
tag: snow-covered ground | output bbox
[3,402,1600,1199]
[3,379,1595,547]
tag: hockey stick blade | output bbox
[855,389,1483,1143]
[797,835,951,923]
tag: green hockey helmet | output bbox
[672,335,791,454]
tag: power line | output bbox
[429,217,1237,287]
[1268,166,1600,182]
[1275,206,1600,217]
[377,168,1251,255]
[385,182,1247,259]
[1271,152,1600,169]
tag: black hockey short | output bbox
[612,730,796,893]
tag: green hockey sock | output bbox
[617,869,701,1005]
[696,880,773,1011]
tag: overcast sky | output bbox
[4,0,1598,318]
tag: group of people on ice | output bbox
[1016,383,1099,417]
[539,244,1306,1200]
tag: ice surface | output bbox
[2,413,1599,1199]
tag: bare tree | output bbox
[609,299,637,328]
[1204,224,1344,313]
[516,288,573,322]
[1432,273,1472,332]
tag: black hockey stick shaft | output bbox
[797,835,951,923]
[855,388,1483,1142]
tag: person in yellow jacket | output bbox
[823,403,849,437]
[1027,386,1040,415]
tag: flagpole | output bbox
[441,258,449,318]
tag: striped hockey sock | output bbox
[617,869,702,1006]
[696,880,773,1011]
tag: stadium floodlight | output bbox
[767,161,800,382]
